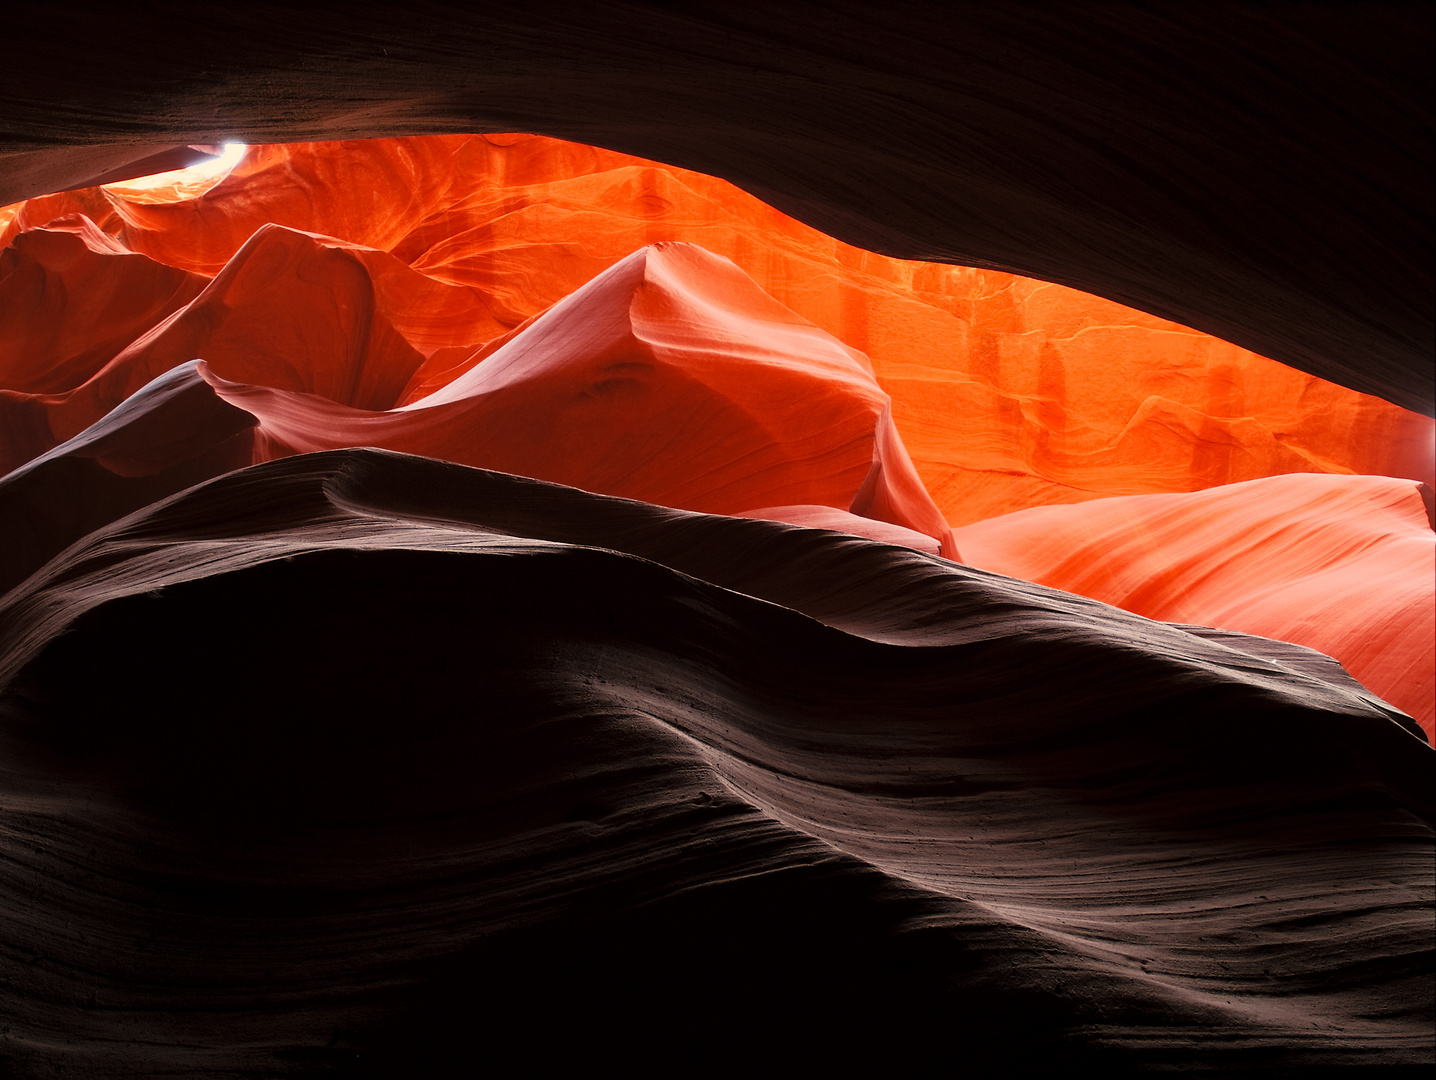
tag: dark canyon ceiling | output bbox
[2,1,1431,413]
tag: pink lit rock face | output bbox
[0,229,951,554]
[955,473,1436,736]
[225,240,952,549]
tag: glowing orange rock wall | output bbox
[3,135,1430,525]
[0,217,204,396]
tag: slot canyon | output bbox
[0,4,1431,1076]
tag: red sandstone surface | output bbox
[6,136,1430,522]
[0,128,1431,1075]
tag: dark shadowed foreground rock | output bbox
[0,450,1429,1076]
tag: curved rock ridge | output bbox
[734,504,943,555]
[955,474,1436,739]
[0,450,1429,1075]
[0,239,955,558]
[4,135,1429,523]
[0,4,1429,413]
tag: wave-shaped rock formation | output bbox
[0,450,1430,1075]
[0,228,954,561]
[0,5,1432,1075]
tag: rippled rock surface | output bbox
[0,451,1430,1075]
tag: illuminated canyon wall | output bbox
[2,135,1431,732]
[6,134,1431,524]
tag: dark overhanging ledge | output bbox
[2,1,1430,415]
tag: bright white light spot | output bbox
[103,142,249,202]
[191,142,248,179]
